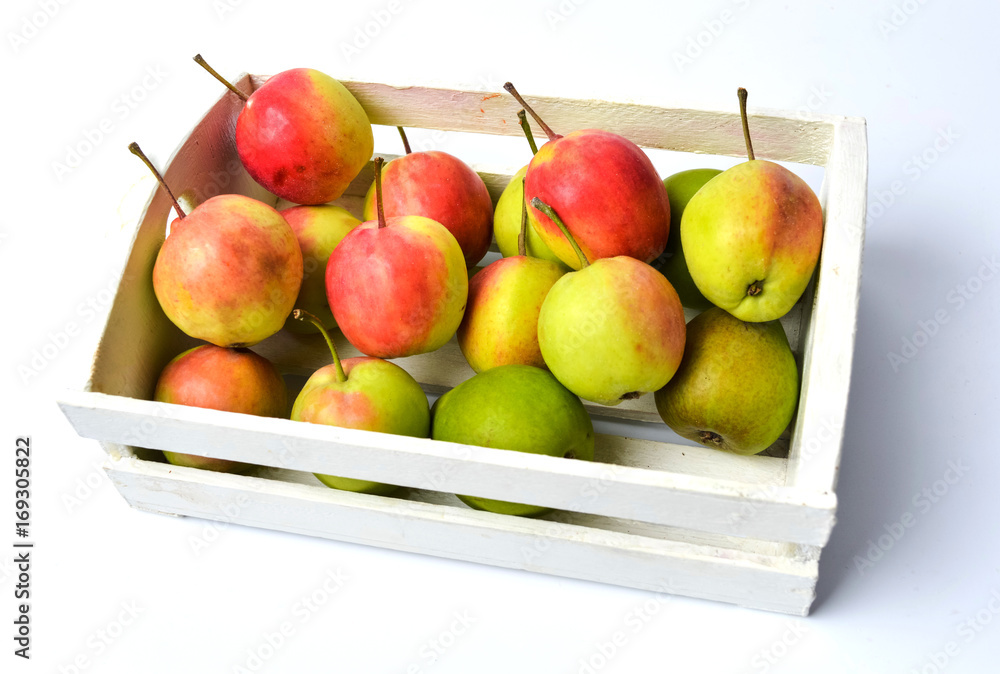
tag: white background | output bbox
[2,0,999,672]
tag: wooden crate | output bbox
[58,75,867,616]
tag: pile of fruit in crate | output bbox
[131,56,822,517]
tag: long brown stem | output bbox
[293,309,347,383]
[193,54,248,102]
[504,82,559,141]
[530,198,588,268]
[396,126,412,154]
[373,157,387,229]
[517,176,527,257]
[517,110,538,155]
[737,87,754,161]
[129,142,185,220]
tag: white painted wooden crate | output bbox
[58,75,867,616]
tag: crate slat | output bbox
[59,390,837,545]
[105,456,818,615]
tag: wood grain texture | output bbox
[106,456,818,615]
[280,77,839,166]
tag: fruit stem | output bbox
[530,197,589,268]
[396,126,412,155]
[193,54,248,102]
[373,157,387,229]
[293,309,347,383]
[517,109,538,155]
[517,176,527,257]
[737,87,754,161]
[128,142,185,220]
[504,82,559,141]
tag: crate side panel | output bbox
[786,120,867,494]
[107,459,817,615]
[60,391,835,545]
[326,80,835,166]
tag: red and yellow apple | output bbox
[154,344,287,472]
[153,194,303,347]
[280,204,360,334]
[457,256,565,373]
[362,149,493,267]
[233,68,374,205]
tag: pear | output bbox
[533,199,686,406]
[654,307,799,456]
[431,364,594,517]
[652,168,721,310]
[290,310,430,495]
[681,89,823,322]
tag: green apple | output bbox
[652,168,721,310]
[493,167,569,268]
[654,307,799,455]
[532,199,686,406]
[431,364,594,516]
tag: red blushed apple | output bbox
[327,157,468,359]
[526,129,670,269]
[502,83,670,271]
[152,194,303,348]
[154,345,288,473]
[326,215,467,358]
[197,59,374,205]
[362,150,494,267]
